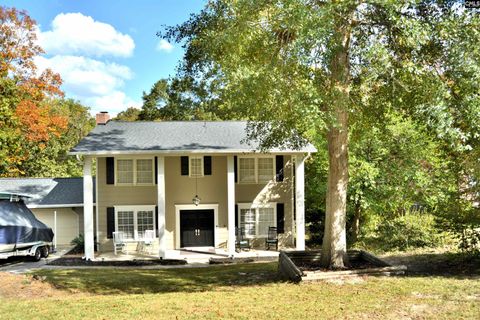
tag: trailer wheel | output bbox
[32,248,42,262]
[42,246,50,258]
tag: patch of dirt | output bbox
[47,256,187,266]
[0,272,71,299]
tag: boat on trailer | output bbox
[0,193,54,260]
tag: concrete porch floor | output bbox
[95,248,279,264]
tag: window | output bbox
[136,159,153,184]
[258,158,274,183]
[238,203,276,237]
[137,210,154,235]
[240,208,256,237]
[239,158,256,183]
[116,158,154,185]
[117,160,134,184]
[238,157,274,184]
[117,210,134,239]
[115,206,155,240]
[190,157,203,177]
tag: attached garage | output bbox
[31,208,79,247]
[0,178,95,249]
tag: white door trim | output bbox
[175,204,219,249]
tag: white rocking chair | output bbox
[113,231,127,255]
[142,230,155,254]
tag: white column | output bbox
[295,155,306,250]
[95,159,99,249]
[227,155,236,256]
[83,156,95,260]
[157,156,166,259]
[53,210,57,249]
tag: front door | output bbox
[180,209,214,247]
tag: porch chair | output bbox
[142,230,155,254]
[235,227,251,252]
[113,231,127,255]
[265,227,278,251]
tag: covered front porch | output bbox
[81,154,307,260]
[95,247,280,265]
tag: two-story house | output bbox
[70,112,315,259]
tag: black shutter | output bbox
[155,206,159,237]
[181,156,189,175]
[234,156,238,183]
[106,157,115,184]
[154,157,158,184]
[276,155,284,182]
[276,203,285,233]
[204,156,212,175]
[235,204,238,228]
[107,207,115,238]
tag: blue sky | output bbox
[2,0,207,115]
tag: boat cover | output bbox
[0,199,54,245]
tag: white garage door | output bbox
[32,208,80,246]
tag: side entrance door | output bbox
[180,209,214,247]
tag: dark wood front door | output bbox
[180,209,214,247]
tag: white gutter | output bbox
[68,148,317,156]
[27,203,97,209]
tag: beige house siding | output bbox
[32,208,80,246]
[96,155,295,252]
[96,157,157,251]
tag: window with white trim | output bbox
[115,206,155,240]
[189,157,204,177]
[258,158,274,183]
[115,158,154,185]
[238,157,274,184]
[136,159,153,184]
[117,210,134,238]
[117,159,134,184]
[238,203,276,237]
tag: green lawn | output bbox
[1,262,479,319]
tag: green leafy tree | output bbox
[165,1,480,267]
[139,79,168,120]
[138,77,226,121]
[115,107,141,121]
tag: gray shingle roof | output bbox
[70,121,316,155]
[0,178,95,207]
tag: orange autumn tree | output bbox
[0,6,67,177]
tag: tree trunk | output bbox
[351,198,361,243]
[321,19,351,269]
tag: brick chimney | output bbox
[95,111,110,125]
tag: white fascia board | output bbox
[68,147,316,156]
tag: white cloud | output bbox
[38,13,135,57]
[156,39,174,53]
[35,55,138,115]
[85,91,142,115]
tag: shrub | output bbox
[70,234,84,253]
[374,213,442,251]
[457,226,480,255]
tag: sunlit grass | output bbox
[1,263,479,319]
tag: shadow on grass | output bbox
[382,251,480,279]
[33,262,282,295]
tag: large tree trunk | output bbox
[321,19,351,269]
